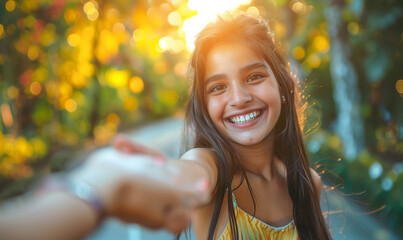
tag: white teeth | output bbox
[229,110,262,124]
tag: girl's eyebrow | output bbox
[205,62,270,86]
[205,74,226,86]
[239,62,269,75]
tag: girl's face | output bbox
[204,42,281,147]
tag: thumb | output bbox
[112,134,136,153]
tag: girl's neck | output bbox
[233,139,276,181]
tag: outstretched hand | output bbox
[70,147,208,234]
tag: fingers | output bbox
[111,134,164,158]
[111,134,140,153]
[109,177,208,233]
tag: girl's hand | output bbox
[110,133,210,204]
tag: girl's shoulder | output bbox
[181,148,218,167]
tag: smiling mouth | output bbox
[228,110,262,124]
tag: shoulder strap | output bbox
[231,192,238,207]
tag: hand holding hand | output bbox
[69,148,207,233]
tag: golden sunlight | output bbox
[181,0,251,51]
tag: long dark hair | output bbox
[183,13,331,240]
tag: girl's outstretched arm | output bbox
[180,148,220,239]
[112,135,220,239]
[112,134,218,200]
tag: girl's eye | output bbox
[210,85,226,93]
[247,74,264,82]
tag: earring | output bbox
[281,95,286,103]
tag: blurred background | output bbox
[0,0,402,239]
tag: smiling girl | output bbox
[116,12,331,240]
[180,13,331,239]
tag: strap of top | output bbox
[231,192,238,207]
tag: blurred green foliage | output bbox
[0,0,402,236]
[0,0,191,182]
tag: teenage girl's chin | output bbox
[230,135,265,146]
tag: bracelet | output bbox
[36,176,105,222]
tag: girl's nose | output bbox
[229,84,252,106]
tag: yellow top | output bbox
[217,193,299,240]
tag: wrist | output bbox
[36,176,106,224]
[68,161,123,216]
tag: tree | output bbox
[324,0,365,159]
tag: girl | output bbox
[117,12,331,240]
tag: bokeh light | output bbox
[1,104,13,127]
[308,54,321,68]
[67,34,81,47]
[87,8,99,21]
[132,29,146,42]
[395,79,403,94]
[83,1,99,21]
[106,69,129,88]
[64,9,77,23]
[381,177,393,191]
[123,96,138,111]
[293,46,305,60]
[369,162,383,179]
[106,113,120,126]
[65,99,77,112]
[7,86,19,99]
[83,1,96,13]
[313,35,330,53]
[246,6,259,16]
[5,0,16,12]
[30,82,42,96]
[0,24,4,38]
[291,1,306,15]
[129,76,144,94]
[348,22,360,35]
[27,46,39,60]
[168,11,182,26]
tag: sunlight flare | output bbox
[181,0,251,51]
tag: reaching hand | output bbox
[70,148,207,233]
